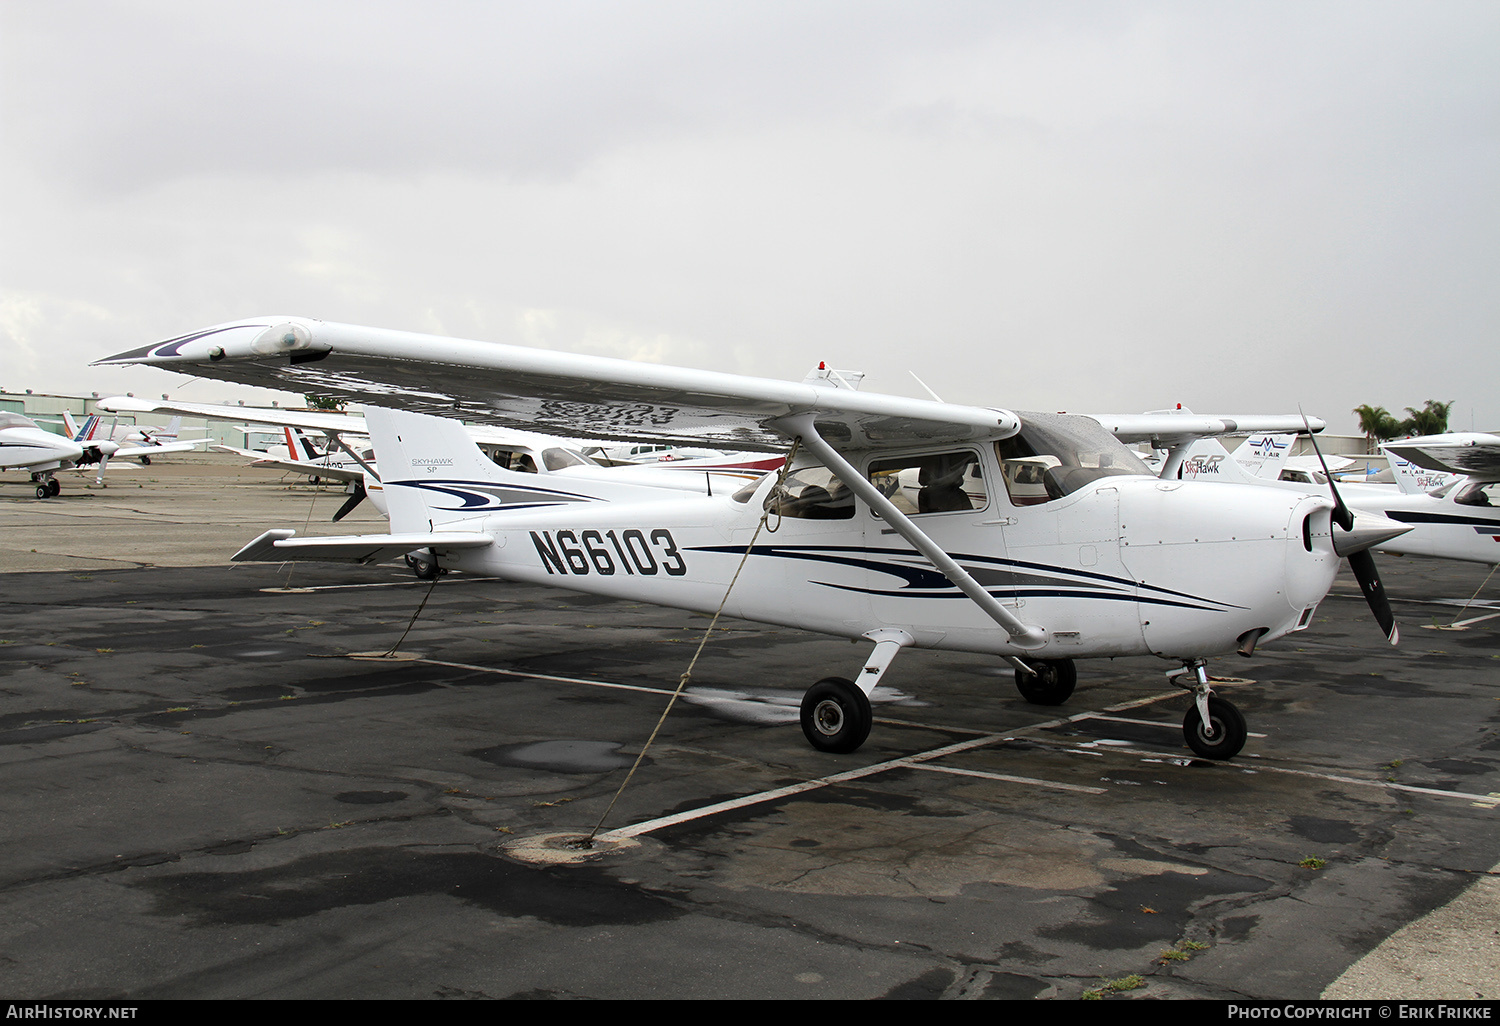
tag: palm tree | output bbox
[304,393,346,412]
[1399,400,1454,438]
[1353,404,1402,451]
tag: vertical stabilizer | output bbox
[364,407,543,534]
[1231,434,1295,479]
[1384,448,1460,494]
[1178,437,1261,483]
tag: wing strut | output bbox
[322,431,381,481]
[774,413,1047,650]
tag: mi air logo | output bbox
[1249,436,1287,457]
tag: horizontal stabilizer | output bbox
[232,528,492,565]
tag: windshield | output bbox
[997,412,1152,504]
[0,412,41,430]
[1454,481,1498,507]
[541,447,598,471]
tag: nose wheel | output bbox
[1183,696,1247,759]
[1175,661,1248,759]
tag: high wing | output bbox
[94,317,1019,452]
[1089,412,1326,446]
[97,396,369,435]
[1086,408,1326,483]
[1381,433,1500,483]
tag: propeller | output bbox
[1302,415,1400,645]
[332,479,366,522]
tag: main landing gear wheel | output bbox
[1183,696,1247,760]
[800,676,872,754]
[1014,658,1076,705]
[405,552,440,580]
[35,483,50,499]
[48,478,60,496]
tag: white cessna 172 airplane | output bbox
[97,318,1411,759]
[1379,434,1500,563]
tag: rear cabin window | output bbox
[866,450,987,515]
[763,465,855,519]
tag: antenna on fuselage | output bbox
[909,371,944,403]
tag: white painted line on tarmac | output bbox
[417,657,679,696]
[406,658,1497,826]
[255,574,501,591]
[598,733,1018,840]
[1087,713,1269,739]
[908,763,1107,794]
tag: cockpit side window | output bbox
[1454,481,1498,507]
[866,450,986,515]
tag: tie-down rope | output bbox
[583,437,803,845]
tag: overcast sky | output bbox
[3,1,1496,434]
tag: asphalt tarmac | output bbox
[3,458,1498,1000]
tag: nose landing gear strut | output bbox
[1174,660,1248,760]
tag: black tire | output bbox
[139,455,151,465]
[800,677,872,754]
[1014,658,1077,705]
[48,478,60,496]
[36,484,49,499]
[406,552,439,580]
[1183,696,1247,760]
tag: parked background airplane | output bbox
[98,317,1409,761]
[56,411,206,483]
[1,411,85,497]
[58,411,198,462]
[1,409,205,496]
[1179,433,1500,566]
[101,395,788,523]
[54,411,206,485]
